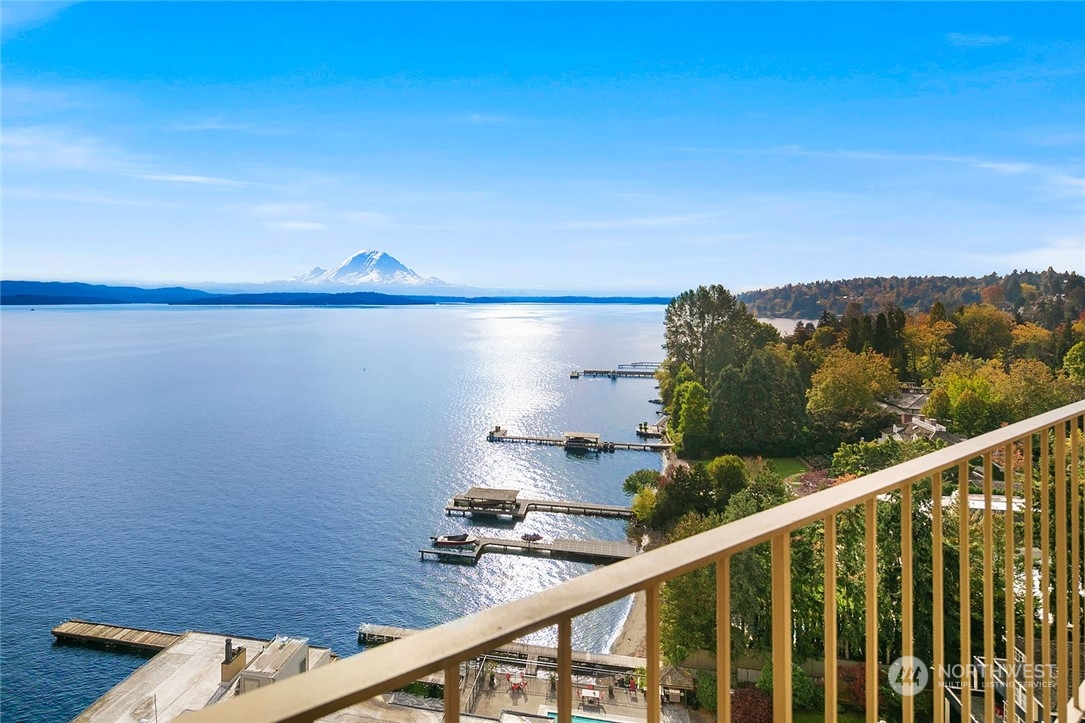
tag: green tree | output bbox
[623,468,662,496]
[705,454,749,510]
[663,285,780,388]
[1064,341,1085,383]
[712,347,806,455]
[677,381,711,457]
[756,661,822,712]
[720,466,799,654]
[651,465,716,529]
[660,512,726,661]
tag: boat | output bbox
[432,533,479,548]
[520,532,543,542]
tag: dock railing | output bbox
[183,400,1085,723]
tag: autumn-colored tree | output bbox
[1011,322,1053,363]
[951,304,1014,358]
[998,358,1078,422]
[806,348,898,449]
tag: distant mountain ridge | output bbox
[291,249,445,287]
[0,280,668,306]
[0,280,211,305]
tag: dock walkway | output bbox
[358,623,646,675]
[487,426,670,453]
[420,536,637,565]
[576,369,656,378]
[446,486,633,520]
[51,619,181,653]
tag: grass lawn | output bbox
[793,711,865,723]
[764,456,809,478]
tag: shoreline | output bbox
[608,589,647,657]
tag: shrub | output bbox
[756,660,823,712]
[693,670,716,711]
[730,687,772,723]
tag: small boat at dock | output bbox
[432,533,479,548]
[521,532,543,542]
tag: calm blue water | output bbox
[0,304,668,722]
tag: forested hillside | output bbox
[738,268,1083,329]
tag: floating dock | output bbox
[51,619,182,653]
[446,487,633,520]
[358,623,646,675]
[420,536,637,565]
[487,427,670,453]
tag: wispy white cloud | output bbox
[168,118,288,136]
[140,173,248,188]
[972,238,1084,272]
[947,32,1012,48]
[265,220,326,231]
[454,113,514,125]
[1,125,136,171]
[1,1,78,39]
[1045,173,1085,198]
[342,210,390,226]
[557,212,719,230]
[2,85,94,118]
[3,185,184,208]
[252,202,314,216]
[1025,131,1085,147]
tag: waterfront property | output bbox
[69,630,333,722]
[174,401,1085,723]
[446,487,634,521]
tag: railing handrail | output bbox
[183,399,1085,723]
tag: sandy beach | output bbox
[609,590,648,657]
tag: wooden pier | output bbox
[420,536,637,565]
[446,487,633,520]
[487,426,670,453]
[357,623,646,675]
[575,369,656,379]
[51,619,181,653]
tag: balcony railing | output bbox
[185,400,1085,723]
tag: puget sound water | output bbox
[1,303,671,721]
[1,304,802,721]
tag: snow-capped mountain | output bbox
[293,250,444,287]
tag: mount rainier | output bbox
[292,250,445,287]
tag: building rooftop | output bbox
[74,631,331,723]
[463,487,520,503]
[246,635,309,677]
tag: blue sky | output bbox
[2,2,1082,294]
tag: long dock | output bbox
[358,623,646,675]
[573,369,656,379]
[446,487,633,520]
[420,536,637,565]
[51,619,181,653]
[487,427,670,453]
